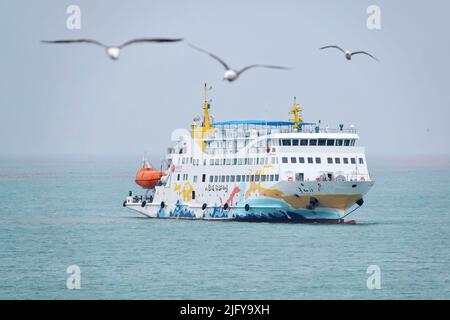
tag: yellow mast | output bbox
[203,83,211,129]
[192,83,213,151]
[289,96,303,128]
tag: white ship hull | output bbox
[124,180,374,223]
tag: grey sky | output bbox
[0,0,449,157]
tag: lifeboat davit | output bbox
[135,161,165,189]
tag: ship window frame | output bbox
[292,139,299,146]
[282,157,288,164]
[351,158,356,164]
[226,175,230,182]
[336,139,343,146]
[275,174,279,181]
[335,157,341,164]
[214,176,218,182]
[290,157,297,164]
[300,139,308,146]
[270,174,274,181]
[327,139,335,146]
[359,158,364,164]
[209,176,214,183]
[255,175,260,182]
[307,157,313,164]
[282,139,292,146]
[299,157,305,164]
[177,174,180,181]
[193,176,198,183]
[309,139,317,146]
[327,157,333,164]
[318,139,326,146]
[344,139,351,146]
[315,157,321,164]
[261,175,267,182]
[343,157,349,164]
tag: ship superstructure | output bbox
[124,84,374,222]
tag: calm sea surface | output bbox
[0,156,449,299]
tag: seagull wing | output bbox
[351,51,379,61]
[319,45,346,54]
[237,64,292,75]
[41,39,106,48]
[118,37,183,49]
[188,43,230,70]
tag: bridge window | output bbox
[291,157,297,164]
[299,157,305,164]
[309,139,317,146]
[292,139,299,146]
[336,139,343,146]
[318,139,326,146]
[344,140,351,146]
[282,139,292,146]
[300,139,308,146]
[327,157,333,164]
[327,139,335,146]
[351,140,356,146]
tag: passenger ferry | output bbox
[123,84,374,223]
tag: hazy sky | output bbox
[0,0,449,157]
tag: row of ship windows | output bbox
[178,156,364,166]
[177,173,280,183]
[282,156,364,165]
[278,138,356,147]
[179,157,278,165]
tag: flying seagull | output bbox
[320,45,379,61]
[188,43,291,82]
[41,37,183,60]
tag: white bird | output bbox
[320,45,379,61]
[41,37,183,60]
[188,43,291,82]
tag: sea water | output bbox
[0,156,449,299]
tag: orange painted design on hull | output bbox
[135,167,164,189]
[245,182,361,210]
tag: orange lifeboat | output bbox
[135,162,165,189]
